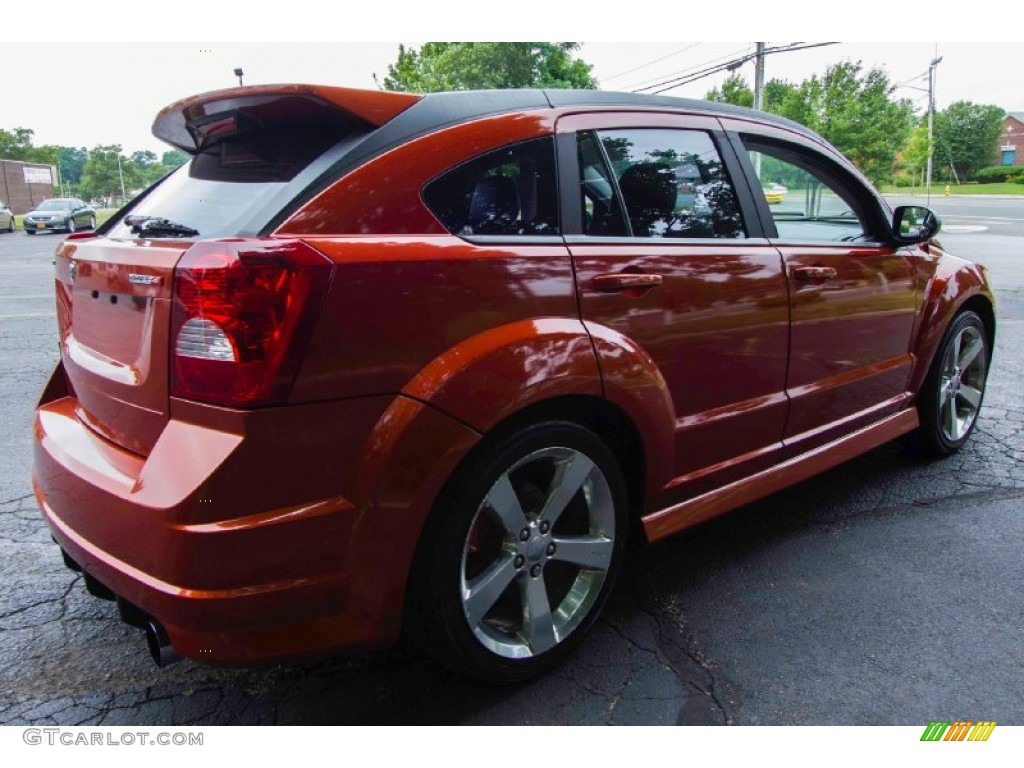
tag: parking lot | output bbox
[2,197,1022,725]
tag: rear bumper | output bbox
[31,364,481,664]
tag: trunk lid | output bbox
[56,237,188,455]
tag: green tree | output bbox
[80,145,141,201]
[704,74,753,108]
[0,127,35,160]
[130,150,158,168]
[763,79,803,120]
[895,121,928,175]
[59,147,88,187]
[161,150,189,168]
[777,61,914,185]
[26,144,62,168]
[933,101,1005,180]
[381,42,596,92]
[129,149,172,186]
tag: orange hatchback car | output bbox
[32,84,994,683]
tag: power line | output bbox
[601,43,703,85]
[636,41,839,95]
[621,44,753,93]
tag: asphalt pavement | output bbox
[0,203,1021,725]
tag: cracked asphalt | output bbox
[1,201,1022,726]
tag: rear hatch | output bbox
[54,84,420,455]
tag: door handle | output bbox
[793,266,837,283]
[593,272,664,293]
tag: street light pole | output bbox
[116,153,126,204]
[926,55,942,204]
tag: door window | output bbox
[577,128,745,239]
[742,137,874,244]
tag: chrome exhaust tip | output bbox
[145,621,182,667]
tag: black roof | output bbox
[410,88,818,140]
[543,89,818,138]
[334,88,823,182]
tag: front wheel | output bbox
[407,421,629,683]
[913,310,989,456]
[66,217,76,234]
[88,216,96,230]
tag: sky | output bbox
[1,6,1018,158]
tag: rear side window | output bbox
[106,125,349,240]
[423,137,560,237]
[589,128,745,239]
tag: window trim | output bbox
[592,130,634,237]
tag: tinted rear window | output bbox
[423,137,560,237]
[106,126,345,240]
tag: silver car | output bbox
[0,201,14,233]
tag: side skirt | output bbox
[642,407,919,542]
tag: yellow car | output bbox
[763,184,787,204]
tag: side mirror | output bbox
[892,205,941,245]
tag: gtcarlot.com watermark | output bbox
[23,728,203,747]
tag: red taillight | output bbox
[170,239,333,407]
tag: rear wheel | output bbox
[5,216,12,233]
[913,310,989,456]
[407,421,629,683]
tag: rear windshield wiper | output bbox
[126,215,199,238]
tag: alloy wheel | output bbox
[938,324,987,443]
[459,446,616,659]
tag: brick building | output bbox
[996,112,1024,166]
[0,159,57,214]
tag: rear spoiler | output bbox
[152,84,422,153]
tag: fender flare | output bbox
[908,258,994,396]
[401,317,603,430]
[404,316,677,513]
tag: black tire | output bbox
[406,421,629,684]
[88,216,96,230]
[912,310,989,456]
[67,217,76,234]
[5,216,12,233]
[26,229,36,235]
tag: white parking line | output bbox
[943,225,989,233]
[943,215,1024,222]
[0,312,56,319]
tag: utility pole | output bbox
[926,55,942,204]
[753,42,766,111]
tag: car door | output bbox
[724,122,918,457]
[557,112,790,504]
